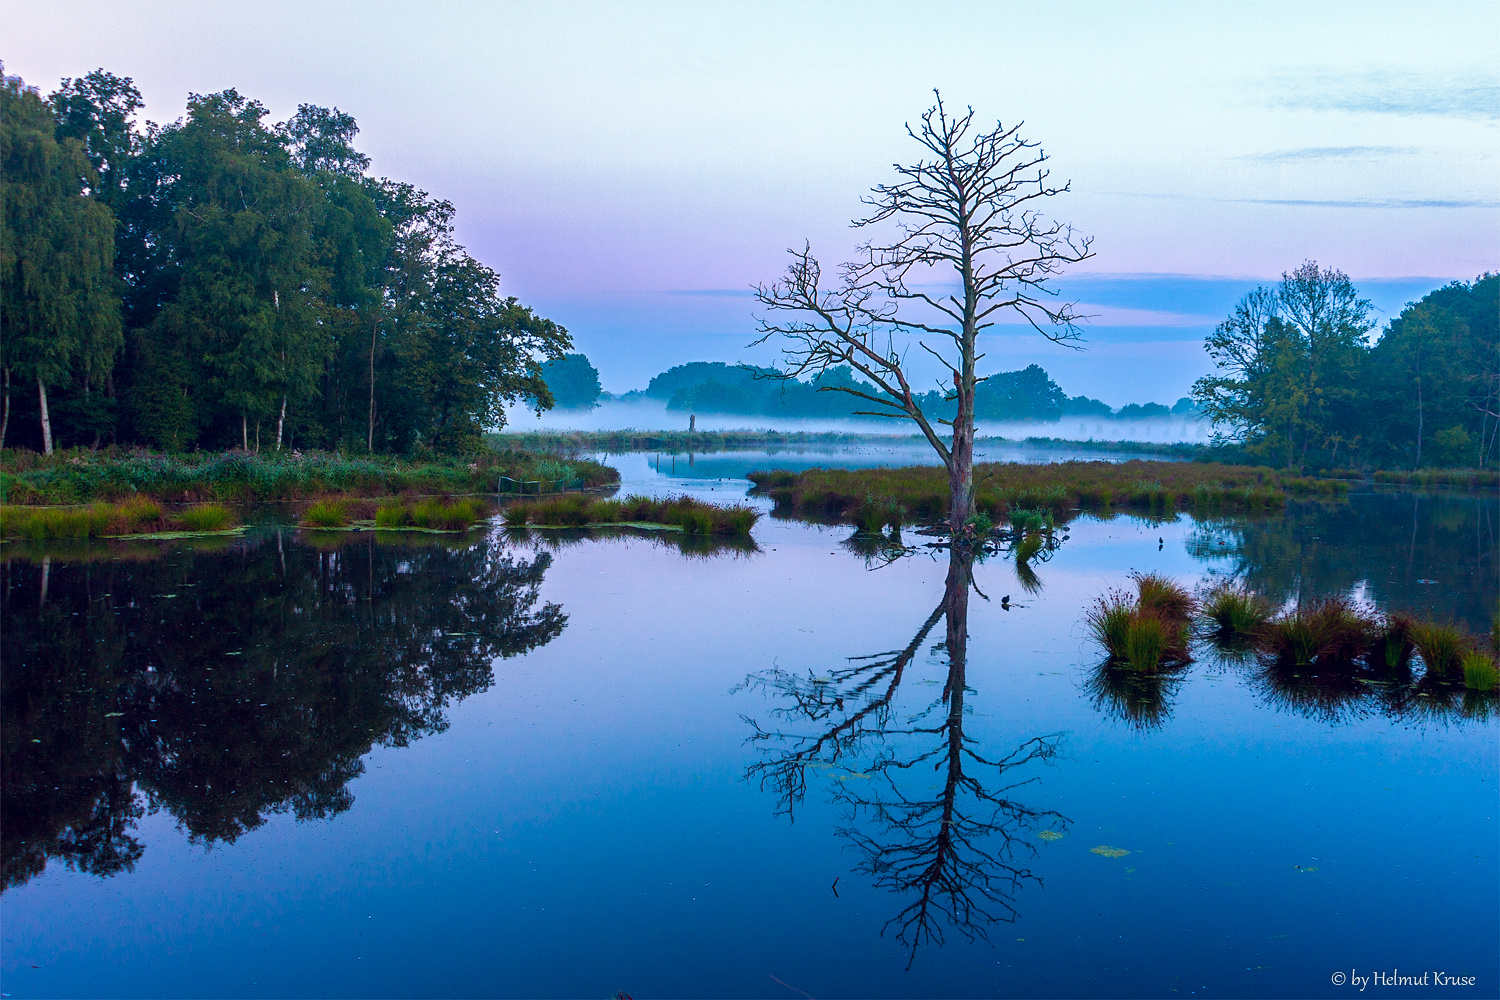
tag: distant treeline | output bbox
[2,66,568,457]
[545,356,1198,422]
[1193,264,1497,470]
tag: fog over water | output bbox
[501,398,1214,444]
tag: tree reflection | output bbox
[740,544,1065,966]
[1,532,565,889]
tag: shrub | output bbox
[177,504,234,532]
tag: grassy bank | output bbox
[0,498,238,540]
[492,428,1205,457]
[0,447,617,505]
[749,460,1344,527]
[501,494,759,536]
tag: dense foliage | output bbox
[620,361,1188,422]
[1,65,568,456]
[538,353,602,410]
[1193,263,1497,469]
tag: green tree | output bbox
[1,69,121,453]
[540,353,602,409]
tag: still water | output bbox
[2,467,1496,998]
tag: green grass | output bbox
[175,503,234,532]
[1410,621,1472,678]
[1199,583,1273,641]
[1085,577,1193,673]
[300,500,352,528]
[747,460,1343,527]
[0,446,617,505]
[503,494,760,536]
[373,498,486,530]
[0,499,236,539]
[1461,651,1499,691]
[1258,598,1374,668]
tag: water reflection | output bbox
[741,545,1065,965]
[1,532,566,890]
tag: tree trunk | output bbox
[1414,377,1423,469]
[947,373,975,532]
[242,414,249,451]
[276,394,286,451]
[37,374,54,455]
[368,316,380,453]
[1,367,10,450]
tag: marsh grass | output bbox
[1410,621,1473,678]
[1199,583,1272,644]
[1258,598,1374,669]
[1461,651,1500,692]
[502,494,760,536]
[0,446,617,505]
[1086,577,1193,672]
[375,498,489,530]
[300,500,352,528]
[0,499,237,539]
[748,460,1341,528]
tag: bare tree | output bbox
[754,92,1092,531]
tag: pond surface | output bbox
[2,471,1496,998]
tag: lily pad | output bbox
[1037,830,1065,842]
[1091,845,1130,858]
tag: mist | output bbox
[500,398,1215,444]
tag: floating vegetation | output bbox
[0,499,240,539]
[748,460,1344,528]
[1036,830,1065,842]
[1090,846,1130,858]
[502,494,759,536]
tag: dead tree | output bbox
[754,92,1092,532]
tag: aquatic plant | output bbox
[1410,621,1472,678]
[300,500,351,528]
[1085,580,1191,673]
[1259,598,1375,668]
[1013,531,1045,565]
[506,494,759,536]
[1133,572,1195,620]
[1461,651,1499,692]
[746,459,1338,529]
[1369,612,1416,670]
[1198,583,1272,643]
[176,504,234,532]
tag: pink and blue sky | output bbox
[7,0,1497,404]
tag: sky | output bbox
[6,0,1498,404]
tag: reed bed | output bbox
[502,494,759,536]
[1371,468,1499,489]
[0,498,238,539]
[0,446,617,505]
[749,461,1342,527]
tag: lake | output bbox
[2,458,1496,998]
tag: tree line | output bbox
[1193,263,1497,469]
[1,65,569,456]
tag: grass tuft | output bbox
[1410,621,1472,678]
[176,504,234,532]
[301,500,351,528]
[1461,651,1499,692]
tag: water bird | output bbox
[1001,595,1011,609]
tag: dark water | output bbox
[2,486,1496,998]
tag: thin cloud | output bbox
[1240,145,1420,162]
[1112,191,1499,209]
[1264,69,1500,120]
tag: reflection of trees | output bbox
[1186,492,1495,630]
[740,545,1065,966]
[1,533,565,889]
